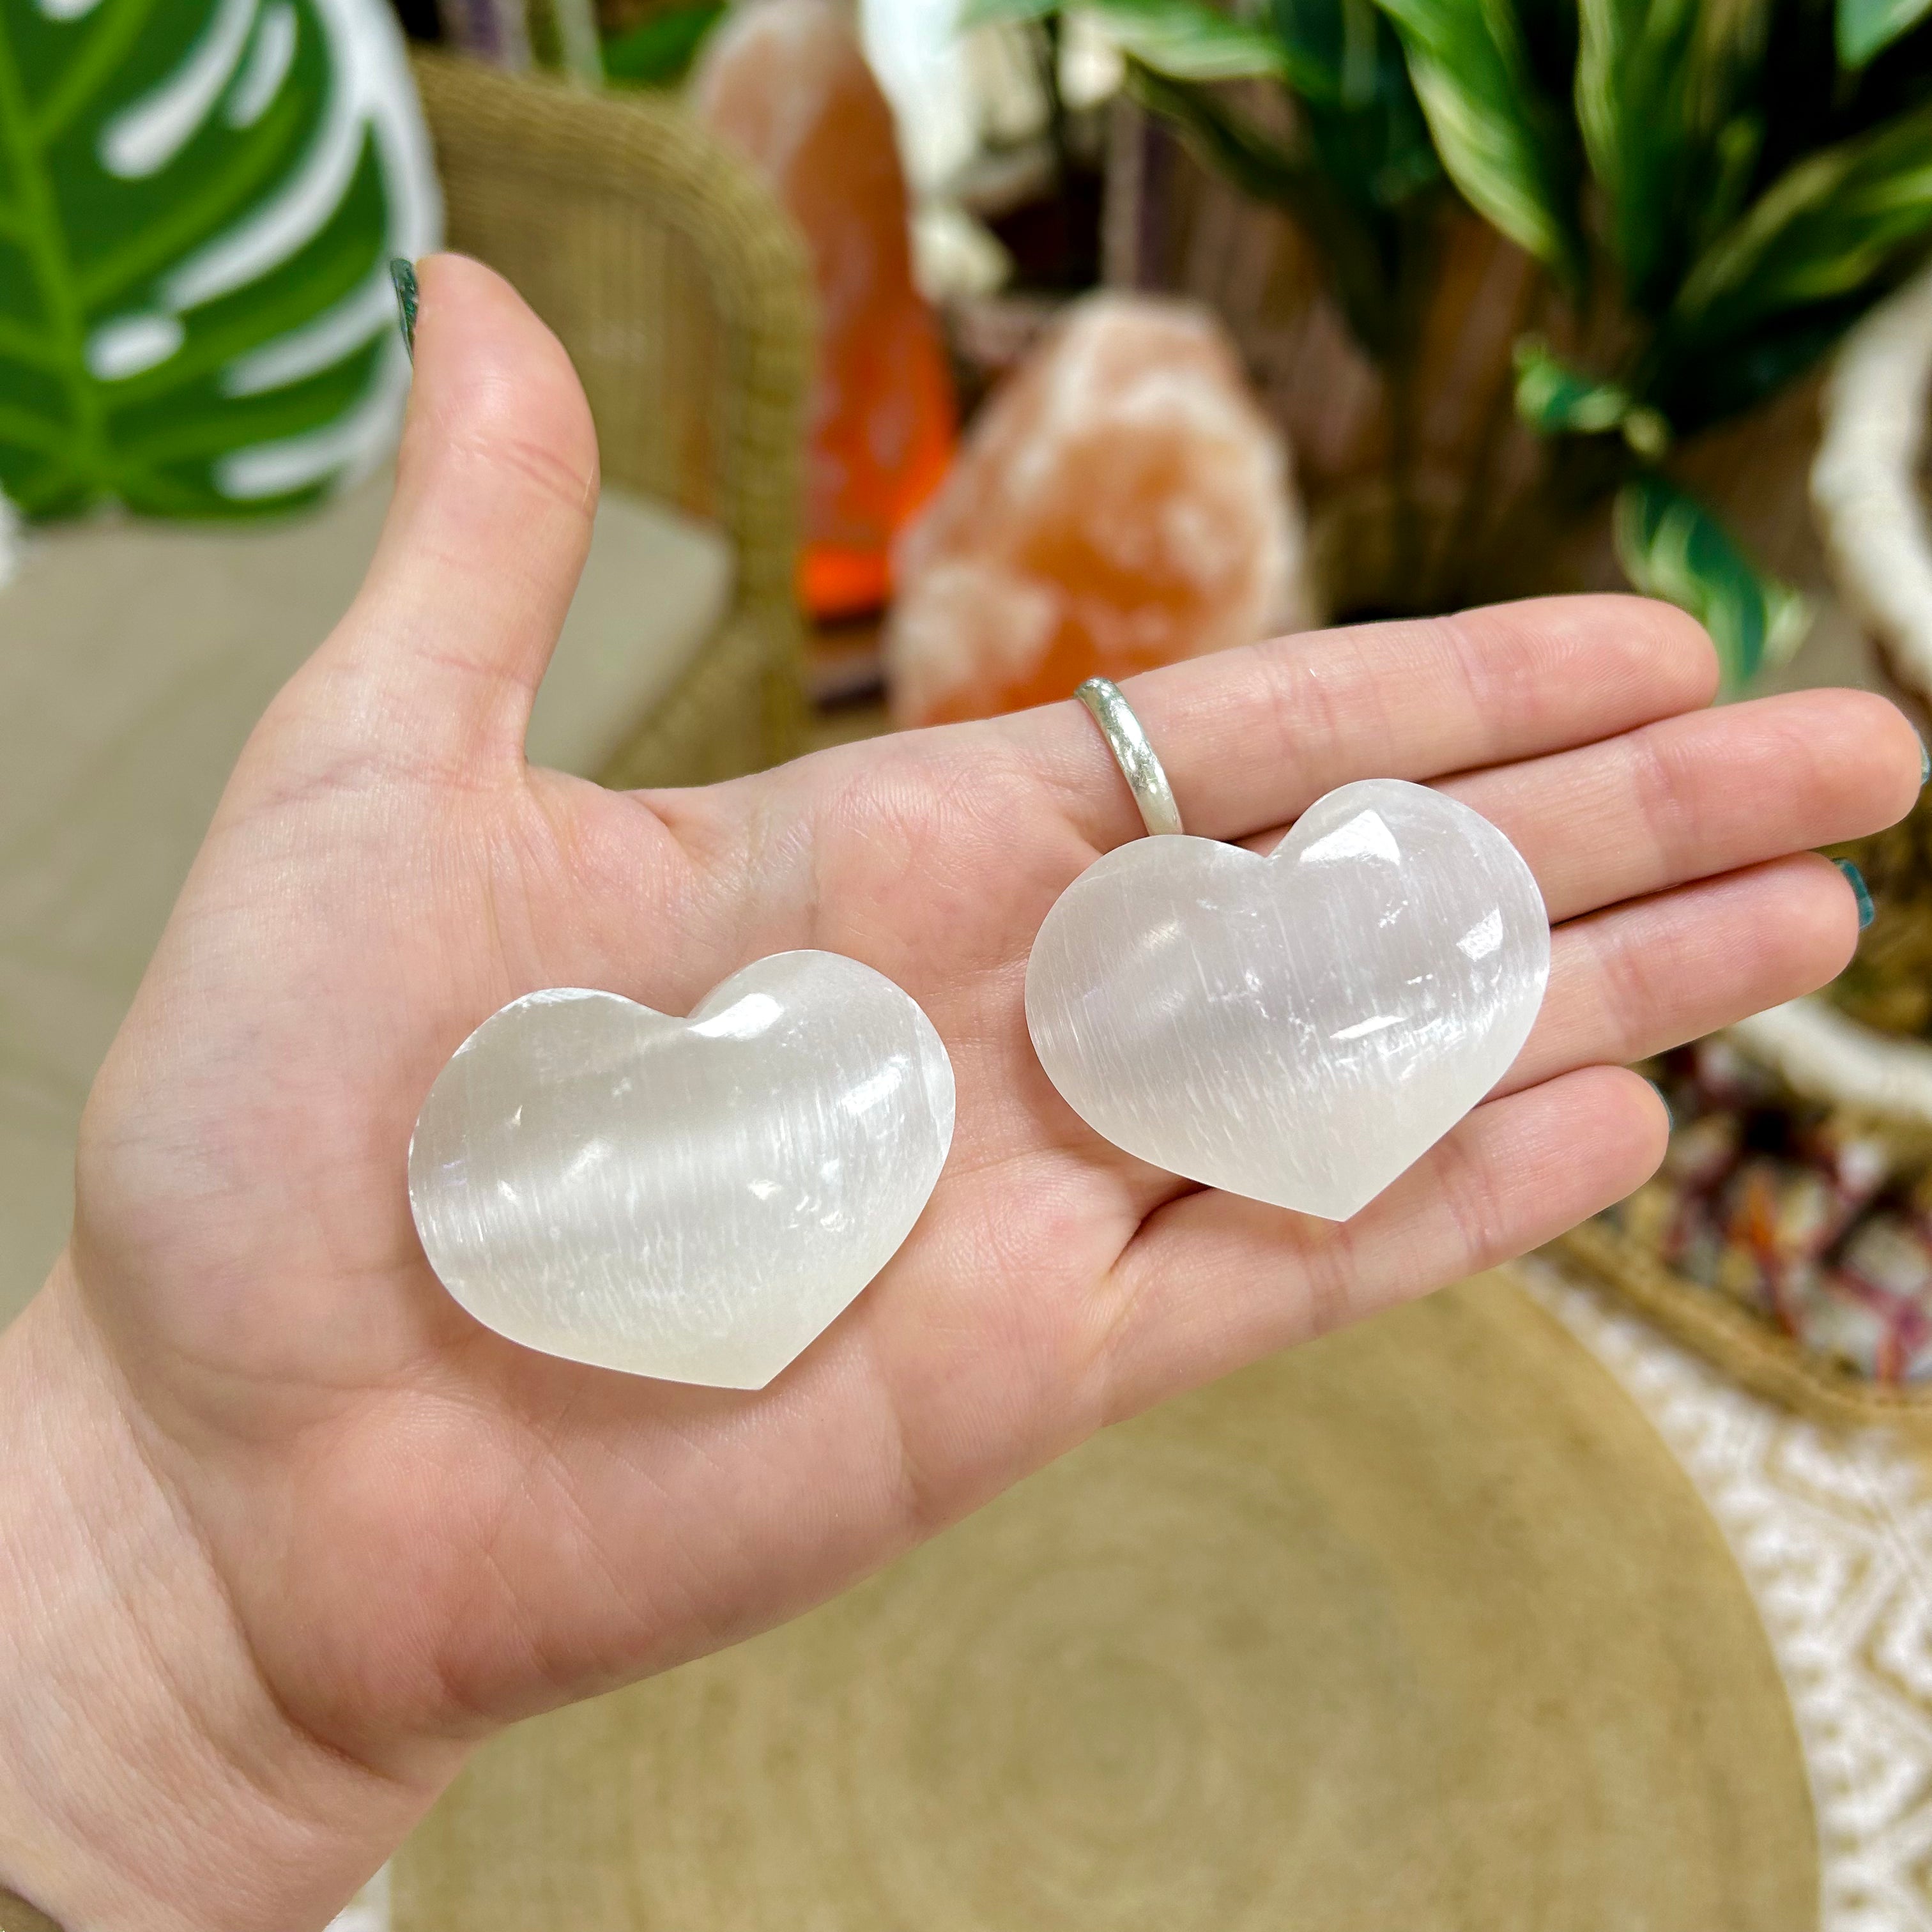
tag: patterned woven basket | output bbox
[1556,259,1932,1438]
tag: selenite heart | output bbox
[408,953,955,1388]
[1025,779,1549,1220]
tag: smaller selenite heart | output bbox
[408,953,954,1388]
[1025,780,1549,1220]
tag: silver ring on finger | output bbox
[1074,677,1184,839]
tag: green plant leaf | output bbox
[1515,337,1630,429]
[604,1,723,86]
[1370,0,1584,280]
[1837,0,1932,68]
[1613,473,1811,689]
[960,0,1292,78]
[958,0,1059,19]
[1270,0,1440,207]
[0,0,436,521]
[1574,0,1772,312]
[1513,337,1670,451]
[1666,100,1932,362]
[1655,300,1864,430]
[1271,0,1397,101]
[1271,0,1371,93]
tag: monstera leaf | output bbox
[0,0,439,522]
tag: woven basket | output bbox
[1557,259,1932,1436]
[395,1275,1816,1932]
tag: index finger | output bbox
[996,595,1721,850]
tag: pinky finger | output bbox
[1091,1066,1668,1423]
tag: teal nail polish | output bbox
[1836,857,1876,930]
[1919,732,1929,786]
[390,258,418,363]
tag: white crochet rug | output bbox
[1524,1257,1932,1932]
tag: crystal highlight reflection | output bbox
[1025,780,1550,1220]
[409,953,955,1388]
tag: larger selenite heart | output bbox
[408,953,955,1388]
[1025,780,1549,1220]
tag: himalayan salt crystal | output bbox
[691,0,956,620]
[885,293,1310,727]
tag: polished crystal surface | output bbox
[1025,781,1549,1220]
[409,953,955,1388]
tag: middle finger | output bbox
[1438,687,1920,923]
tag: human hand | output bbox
[2,256,1919,1932]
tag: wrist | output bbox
[0,1258,447,1931]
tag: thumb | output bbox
[288,252,600,776]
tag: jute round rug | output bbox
[395,1273,1816,1931]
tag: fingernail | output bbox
[1836,857,1876,930]
[390,258,418,364]
[1918,731,1929,786]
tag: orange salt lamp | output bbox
[691,0,956,621]
[885,293,1310,728]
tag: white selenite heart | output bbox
[408,953,955,1388]
[1025,779,1549,1220]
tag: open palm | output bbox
[13,258,1920,1930]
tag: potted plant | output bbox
[976,0,1932,686]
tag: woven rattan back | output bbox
[415,54,811,605]
[410,54,814,779]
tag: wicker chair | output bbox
[0,63,815,1327]
[415,53,815,787]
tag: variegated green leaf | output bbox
[1270,0,1439,205]
[1513,338,1670,451]
[956,0,1052,23]
[1669,100,1932,355]
[1271,0,1395,101]
[960,0,1292,78]
[1371,0,1583,280]
[1837,0,1932,68]
[0,0,438,521]
[1574,0,1770,311]
[1614,473,1811,690]
[1515,337,1630,429]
